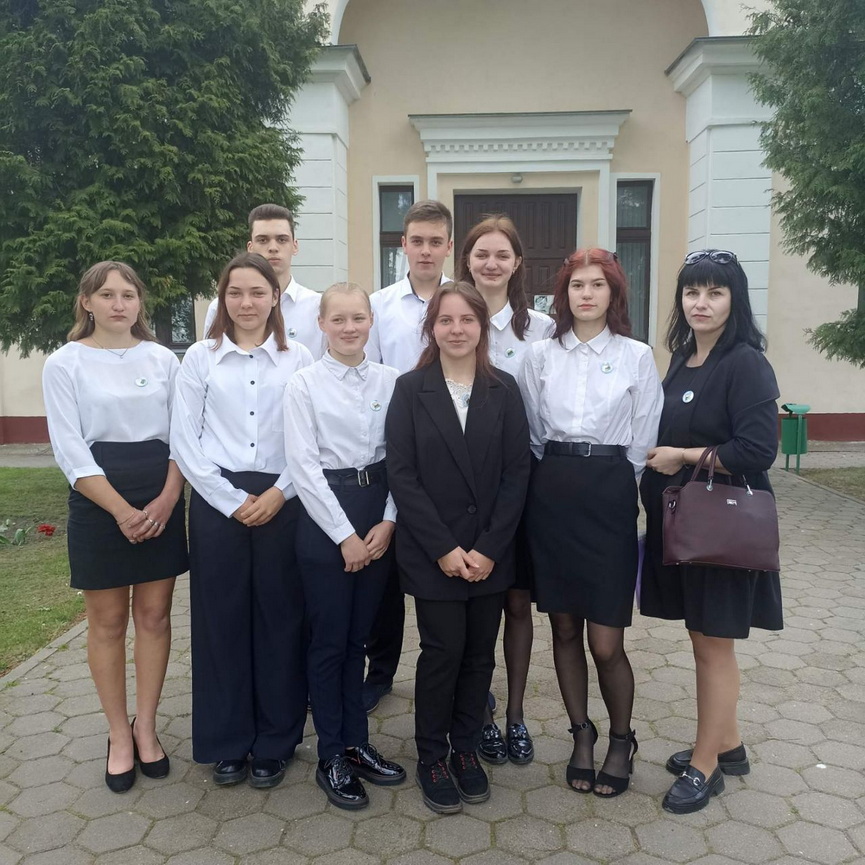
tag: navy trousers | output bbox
[189,470,306,763]
[298,479,391,760]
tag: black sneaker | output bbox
[346,742,406,786]
[416,759,462,814]
[449,750,490,803]
[362,681,393,714]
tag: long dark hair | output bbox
[666,250,766,354]
[551,248,632,343]
[416,282,497,381]
[206,252,288,351]
[455,214,530,340]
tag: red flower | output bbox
[37,524,56,537]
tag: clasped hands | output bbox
[117,494,175,544]
[340,521,395,573]
[437,547,494,582]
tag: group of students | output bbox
[43,199,782,818]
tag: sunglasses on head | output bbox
[683,249,738,266]
[563,250,618,266]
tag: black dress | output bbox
[639,343,783,639]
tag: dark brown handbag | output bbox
[662,446,780,572]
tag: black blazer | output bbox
[385,361,530,601]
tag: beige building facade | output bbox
[1,0,862,442]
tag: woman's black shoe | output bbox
[665,743,749,776]
[566,719,598,793]
[662,765,725,814]
[105,735,136,794]
[416,759,462,814]
[131,717,170,779]
[478,723,508,764]
[249,757,287,789]
[316,755,369,809]
[346,743,406,785]
[213,759,248,786]
[506,722,534,765]
[594,729,638,798]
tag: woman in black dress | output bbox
[640,249,782,814]
[42,262,188,793]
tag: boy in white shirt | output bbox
[204,204,324,358]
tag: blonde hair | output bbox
[319,282,372,318]
[68,261,158,343]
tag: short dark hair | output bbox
[551,248,633,342]
[248,204,296,238]
[666,250,767,354]
[206,252,288,351]
[403,200,453,238]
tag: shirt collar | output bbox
[322,349,370,381]
[213,333,281,366]
[400,272,450,301]
[490,302,514,332]
[282,277,300,303]
[561,325,613,354]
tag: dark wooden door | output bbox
[453,193,579,308]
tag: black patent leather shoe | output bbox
[249,757,287,789]
[662,765,725,814]
[316,755,369,809]
[213,759,248,786]
[665,743,750,776]
[105,736,136,794]
[346,742,406,786]
[506,722,535,764]
[478,723,508,764]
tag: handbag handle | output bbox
[689,446,719,488]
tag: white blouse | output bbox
[171,335,313,517]
[203,278,325,360]
[42,341,179,486]
[284,352,399,545]
[519,327,663,477]
[488,304,554,376]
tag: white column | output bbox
[287,45,368,289]
[668,38,773,332]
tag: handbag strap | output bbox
[689,446,718,484]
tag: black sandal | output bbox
[593,729,638,798]
[566,719,597,793]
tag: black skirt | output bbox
[638,467,782,639]
[526,452,638,625]
[67,440,188,590]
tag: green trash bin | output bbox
[780,403,810,474]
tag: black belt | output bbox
[322,459,386,488]
[544,441,627,458]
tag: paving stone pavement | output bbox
[1,467,864,864]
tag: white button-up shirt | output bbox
[367,273,449,372]
[518,327,663,477]
[489,304,554,376]
[284,352,399,545]
[42,341,179,485]
[203,277,325,359]
[171,335,313,517]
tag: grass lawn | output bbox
[800,466,865,502]
[0,467,84,676]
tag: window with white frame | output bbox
[379,185,414,288]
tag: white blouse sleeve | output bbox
[627,346,664,479]
[170,343,249,518]
[42,353,105,485]
[283,374,356,545]
[518,343,547,461]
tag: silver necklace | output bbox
[90,337,136,358]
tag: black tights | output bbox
[502,588,533,725]
[549,613,634,785]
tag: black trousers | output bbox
[298,481,391,760]
[365,560,405,687]
[189,471,306,764]
[414,592,505,765]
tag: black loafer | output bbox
[662,765,725,814]
[346,742,406,786]
[213,759,248,786]
[362,681,393,714]
[416,759,462,814]
[506,722,534,764]
[665,743,749,776]
[449,750,490,804]
[316,755,369,810]
[478,723,508,765]
[249,757,287,789]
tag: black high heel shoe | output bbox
[566,719,598,793]
[593,729,638,798]
[131,717,170,779]
[105,733,136,793]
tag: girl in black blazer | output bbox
[640,250,781,815]
[385,281,530,815]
